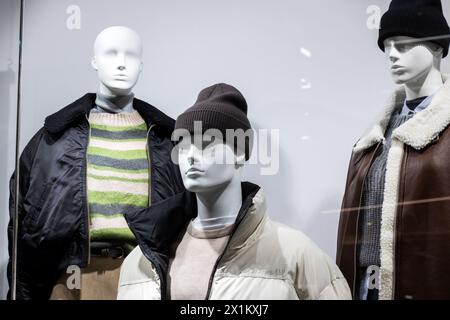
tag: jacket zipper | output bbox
[146,124,156,205]
[204,204,253,300]
[140,124,168,298]
[119,123,166,299]
[352,141,382,298]
[84,114,91,265]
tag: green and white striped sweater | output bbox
[87,111,149,244]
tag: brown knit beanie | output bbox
[175,83,253,160]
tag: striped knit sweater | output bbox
[87,111,149,244]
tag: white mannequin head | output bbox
[384,36,443,85]
[177,132,245,194]
[91,26,143,97]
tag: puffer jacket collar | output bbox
[125,181,262,259]
[354,74,450,153]
[222,185,267,260]
[43,93,176,138]
[124,181,262,299]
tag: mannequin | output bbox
[337,0,450,300]
[49,25,150,300]
[8,26,183,300]
[117,83,352,300]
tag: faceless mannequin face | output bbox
[91,26,143,96]
[384,36,442,85]
[177,133,245,193]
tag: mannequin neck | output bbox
[96,83,135,114]
[98,82,133,97]
[404,67,443,100]
[193,174,242,230]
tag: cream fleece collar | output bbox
[354,75,450,153]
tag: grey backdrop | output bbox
[1,0,449,299]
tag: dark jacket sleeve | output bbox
[7,128,45,300]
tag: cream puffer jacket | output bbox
[118,183,351,300]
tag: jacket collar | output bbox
[224,184,267,256]
[353,75,450,153]
[44,93,176,138]
[125,182,264,258]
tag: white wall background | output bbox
[0,0,20,300]
[1,0,449,299]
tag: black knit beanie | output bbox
[378,0,450,57]
[175,83,253,160]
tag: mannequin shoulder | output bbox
[18,127,47,168]
[267,221,351,299]
[267,221,317,249]
[267,221,336,266]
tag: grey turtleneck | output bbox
[93,91,135,114]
